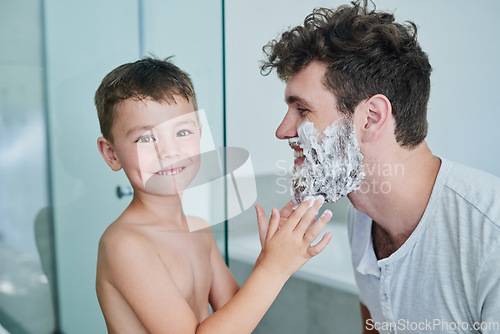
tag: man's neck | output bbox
[349,142,441,255]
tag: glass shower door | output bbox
[0,0,227,333]
[0,0,56,332]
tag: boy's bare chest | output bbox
[151,231,213,315]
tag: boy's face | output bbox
[106,96,201,196]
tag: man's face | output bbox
[277,60,343,155]
[276,61,365,204]
[111,96,201,196]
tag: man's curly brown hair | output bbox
[261,0,432,148]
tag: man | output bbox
[260,1,500,333]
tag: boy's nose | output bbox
[155,136,180,159]
[276,110,300,140]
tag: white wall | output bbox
[226,0,500,178]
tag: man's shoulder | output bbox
[440,159,500,226]
[445,159,500,187]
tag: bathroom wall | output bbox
[231,258,363,333]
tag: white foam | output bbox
[291,118,365,206]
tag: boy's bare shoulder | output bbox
[98,213,152,262]
[185,215,212,232]
[98,214,213,259]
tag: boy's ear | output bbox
[97,137,122,171]
[356,94,392,143]
[199,123,202,137]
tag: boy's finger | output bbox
[279,200,294,227]
[308,217,318,230]
[294,196,325,234]
[282,198,315,230]
[279,200,295,220]
[303,209,332,244]
[266,208,281,241]
[308,232,332,257]
[255,204,268,248]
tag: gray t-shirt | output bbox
[348,158,500,333]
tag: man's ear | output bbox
[356,94,392,143]
[97,137,122,171]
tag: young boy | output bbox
[95,57,332,333]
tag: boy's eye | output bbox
[136,135,155,143]
[177,129,192,137]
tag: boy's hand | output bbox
[255,200,295,249]
[258,196,332,279]
[254,200,295,269]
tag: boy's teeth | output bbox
[157,167,183,175]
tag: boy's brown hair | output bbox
[95,57,198,143]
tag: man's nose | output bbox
[276,110,300,140]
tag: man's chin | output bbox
[291,165,364,205]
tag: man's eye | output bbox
[177,129,192,137]
[136,135,155,143]
[297,108,309,116]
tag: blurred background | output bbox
[1,0,499,333]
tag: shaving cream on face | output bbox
[291,118,365,206]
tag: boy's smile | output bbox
[155,166,186,176]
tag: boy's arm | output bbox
[208,234,240,311]
[196,197,332,333]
